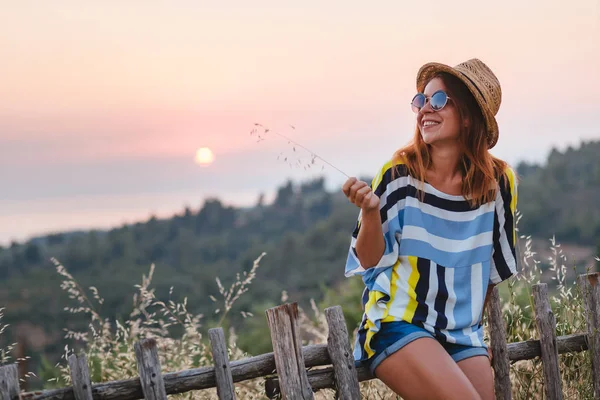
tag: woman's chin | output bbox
[421,131,458,146]
[421,133,439,145]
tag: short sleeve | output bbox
[489,167,519,285]
[344,161,403,280]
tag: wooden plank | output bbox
[68,354,93,400]
[265,303,314,399]
[532,283,562,399]
[324,306,360,399]
[209,328,236,400]
[19,332,591,400]
[507,333,587,361]
[266,365,374,399]
[134,338,167,400]
[577,272,600,398]
[487,286,512,400]
[0,364,19,400]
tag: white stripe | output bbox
[471,263,483,326]
[387,256,413,319]
[425,260,439,328]
[489,258,501,284]
[344,265,365,277]
[462,327,481,347]
[378,176,410,209]
[438,329,456,343]
[374,272,391,294]
[401,225,493,253]
[445,268,456,330]
[379,176,495,223]
[407,176,465,201]
[405,196,495,222]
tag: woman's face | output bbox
[416,77,463,146]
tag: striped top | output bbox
[344,160,518,363]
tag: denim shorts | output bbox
[362,321,489,375]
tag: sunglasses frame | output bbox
[411,90,453,113]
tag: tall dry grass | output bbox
[1,230,597,399]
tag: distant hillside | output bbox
[0,140,599,379]
[516,140,600,245]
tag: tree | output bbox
[274,181,295,208]
[24,243,42,264]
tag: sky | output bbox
[1,0,599,245]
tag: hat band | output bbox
[457,70,487,105]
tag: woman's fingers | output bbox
[354,185,371,206]
[349,181,368,203]
[342,177,357,197]
[342,178,377,209]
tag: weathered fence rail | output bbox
[0,272,598,400]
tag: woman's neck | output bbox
[428,144,463,182]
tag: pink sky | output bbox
[1,1,599,244]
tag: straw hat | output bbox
[416,58,502,149]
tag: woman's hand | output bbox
[342,177,380,212]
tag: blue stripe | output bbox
[399,239,493,267]
[446,325,485,348]
[360,267,393,291]
[452,266,472,329]
[403,206,494,240]
[344,251,361,276]
[480,260,491,305]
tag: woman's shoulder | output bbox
[371,158,410,193]
[496,165,518,204]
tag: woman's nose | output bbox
[419,98,434,115]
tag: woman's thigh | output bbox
[374,337,481,400]
[457,355,494,400]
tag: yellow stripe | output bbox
[381,262,400,323]
[505,167,517,213]
[362,259,401,357]
[505,167,518,243]
[371,158,406,193]
[363,290,386,358]
[357,159,405,230]
[402,256,420,322]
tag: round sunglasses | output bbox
[411,90,452,113]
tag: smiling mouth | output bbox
[422,121,440,128]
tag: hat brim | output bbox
[416,62,499,149]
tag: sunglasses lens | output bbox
[411,94,425,113]
[430,91,448,111]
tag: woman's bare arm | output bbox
[355,208,386,268]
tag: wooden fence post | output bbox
[487,286,512,400]
[0,364,20,400]
[577,272,600,398]
[0,364,19,400]
[68,353,93,400]
[134,338,168,400]
[532,283,562,399]
[209,328,236,400]
[324,306,360,399]
[265,303,314,399]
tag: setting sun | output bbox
[195,147,215,166]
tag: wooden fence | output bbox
[0,272,598,400]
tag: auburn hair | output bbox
[393,72,508,208]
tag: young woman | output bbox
[342,59,518,400]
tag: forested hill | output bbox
[516,140,600,245]
[0,140,599,375]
